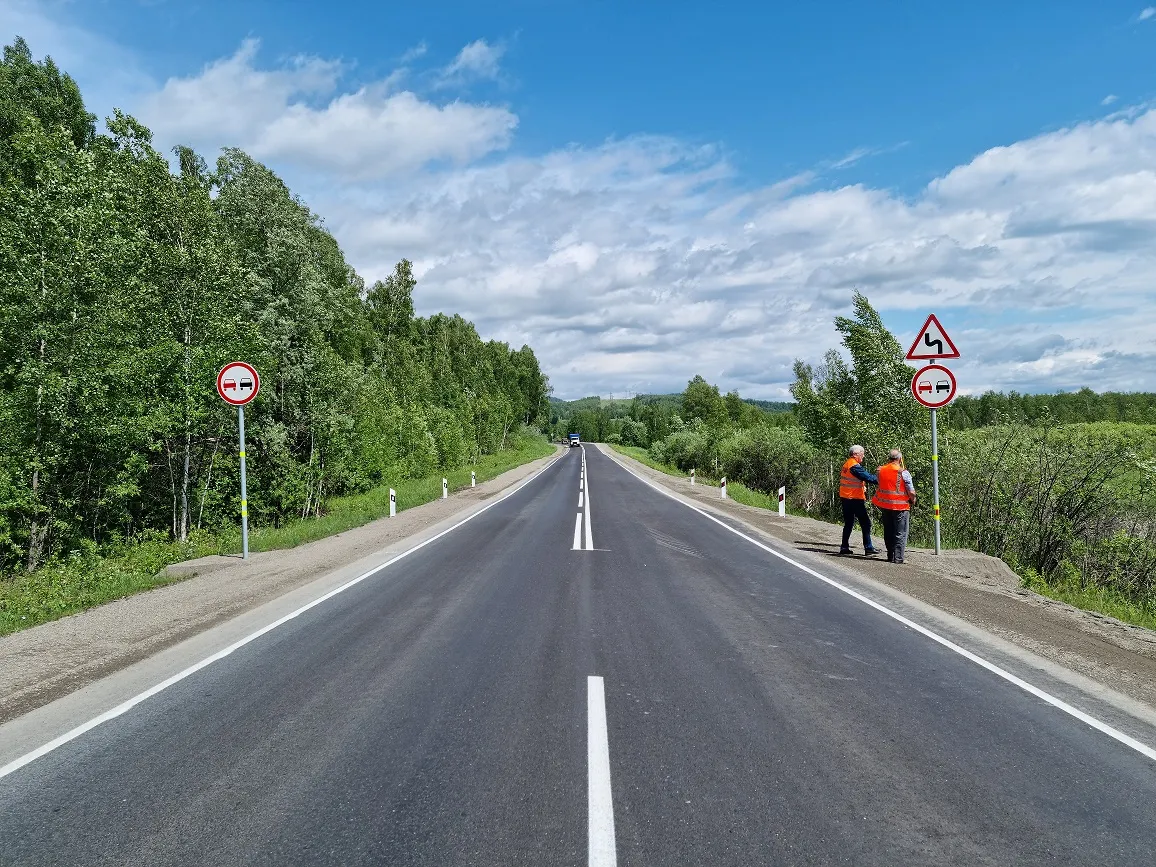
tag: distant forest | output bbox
[551,388,1156,432]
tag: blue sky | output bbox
[6,1,1156,398]
[59,1,1156,187]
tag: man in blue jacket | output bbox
[839,445,879,555]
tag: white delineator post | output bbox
[690,468,695,486]
[389,489,396,517]
[442,478,448,499]
[238,406,249,560]
[471,471,476,488]
[778,486,786,517]
[720,477,727,499]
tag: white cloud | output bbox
[437,39,505,86]
[0,0,154,119]
[18,12,1156,400]
[1140,7,1156,21]
[138,40,516,180]
[1102,94,1119,106]
[314,111,1156,399]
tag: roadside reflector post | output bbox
[778,486,786,517]
[720,477,727,499]
[690,468,695,486]
[389,489,396,517]
[471,471,476,488]
[442,478,448,499]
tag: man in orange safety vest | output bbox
[839,445,879,556]
[872,448,917,563]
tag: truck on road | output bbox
[569,433,580,448]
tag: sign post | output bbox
[217,362,260,560]
[778,486,786,517]
[907,315,961,557]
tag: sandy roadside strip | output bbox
[0,448,563,725]
[600,445,1156,716]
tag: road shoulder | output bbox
[0,448,564,726]
[600,444,1156,723]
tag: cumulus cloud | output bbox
[139,40,517,180]
[1102,94,1118,106]
[25,13,1156,400]
[311,111,1156,399]
[0,0,153,115]
[437,39,505,86]
[1140,7,1155,21]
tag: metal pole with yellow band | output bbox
[217,361,260,561]
[239,404,250,560]
[931,407,941,555]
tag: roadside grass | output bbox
[611,443,1156,633]
[609,445,788,513]
[247,437,555,553]
[1022,575,1156,633]
[0,438,555,636]
[610,445,686,476]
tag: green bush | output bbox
[719,425,819,496]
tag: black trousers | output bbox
[878,508,910,561]
[840,498,872,549]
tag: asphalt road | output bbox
[3,445,1156,865]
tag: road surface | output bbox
[3,445,1156,865]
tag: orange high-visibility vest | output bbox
[872,462,910,511]
[839,458,866,500]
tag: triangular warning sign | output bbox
[906,314,960,360]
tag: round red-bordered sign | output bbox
[911,364,957,409]
[217,362,260,406]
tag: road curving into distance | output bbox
[3,445,1156,865]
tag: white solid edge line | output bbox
[584,470,594,551]
[0,453,567,782]
[573,513,583,551]
[606,450,1156,764]
[588,675,618,867]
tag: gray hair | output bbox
[889,448,902,461]
[849,445,864,457]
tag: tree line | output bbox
[0,38,549,574]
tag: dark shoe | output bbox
[886,554,895,562]
[894,558,905,564]
[838,547,853,555]
[863,547,879,556]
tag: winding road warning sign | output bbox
[906,314,960,361]
[216,362,260,406]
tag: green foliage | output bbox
[790,290,922,465]
[0,433,553,634]
[0,38,551,579]
[940,422,1156,607]
[948,388,1156,428]
[719,425,819,496]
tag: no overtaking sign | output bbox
[217,362,260,406]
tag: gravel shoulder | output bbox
[602,445,1156,714]
[0,448,563,725]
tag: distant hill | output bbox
[549,393,794,414]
